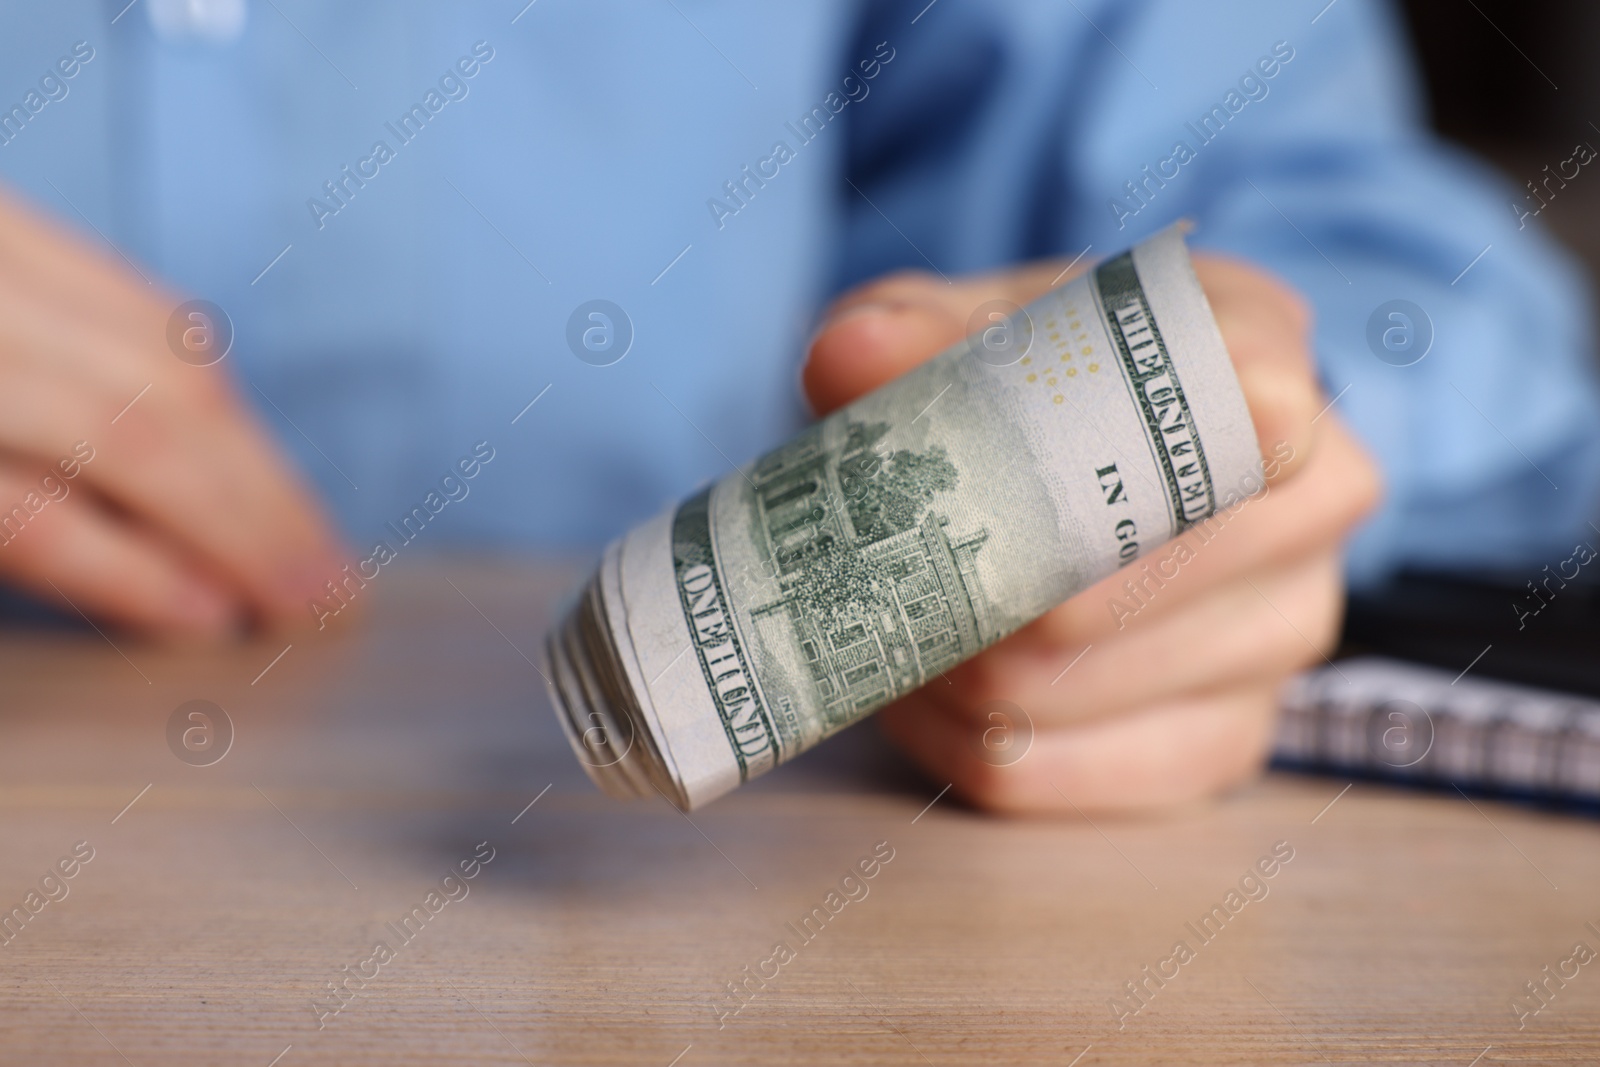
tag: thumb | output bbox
[803,262,1085,415]
[802,289,968,416]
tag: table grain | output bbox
[1,559,1596,1065]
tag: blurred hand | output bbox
[0,187,345,640]
[804,255,1380,814]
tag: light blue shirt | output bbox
[3,0,1597,589]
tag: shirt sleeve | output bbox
[840,0,1600,588]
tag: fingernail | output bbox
[807,302,894,354]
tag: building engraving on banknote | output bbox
[672,416,997,780]
[748,418,992,731]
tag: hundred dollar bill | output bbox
[546,224,1260,810]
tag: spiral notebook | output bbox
[1275,657,1600,805]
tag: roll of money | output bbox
[547,224,1260,809]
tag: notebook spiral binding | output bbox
[1275,657,1600,806]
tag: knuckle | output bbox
[1206,258,1313,350]
[104,392,161,451]
[1156,695,1277,803]
[1029,597,1097,645]
[1267,278,1314,337]
[1240,261,1314,337]
[1210,726,1275,795]
[1343,442,1384,525]
[943,653,1010,707]
[1268,607,1322,666]
[174,366,231,407]
[1283,419,1382,543]
[1223,694,1279,773]
[953,755,1038,814]
[1265,567,1343,668]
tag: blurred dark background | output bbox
[1340,1,1600,695]
[1399,0,1600,278]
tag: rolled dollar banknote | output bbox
[547,224,1260,809]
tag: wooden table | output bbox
[2,559,1597,1065]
